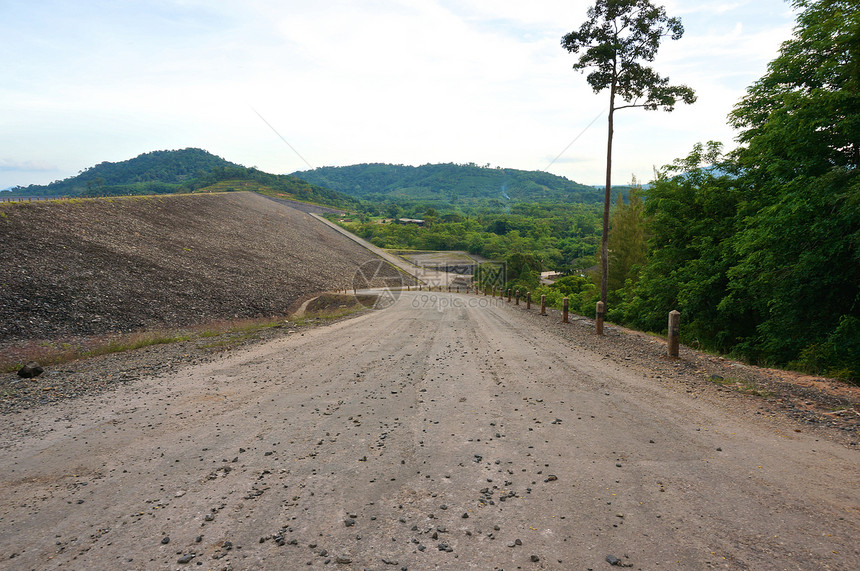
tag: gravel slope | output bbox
[0,192,406,345]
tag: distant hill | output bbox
[190,170,360,210]
[292,163,611,205]
[10,148,359,209]
[14,148,239,197]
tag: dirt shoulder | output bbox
[502,296,860,445]
[0,294,371,416]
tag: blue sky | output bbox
[1,0,797,190]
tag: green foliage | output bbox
[505,252,543,293]
[721,0,860,375]
[542,275,599,315]
[613,0,859,381]
[18,148,240,197]
[346,202,602,273]
[722,169,859,366]
[293,162,606,206]
[533,285,566,311]
[791,316,860,381]
[607,184,648,294]
[620,143,749,351]
[729,0,859,179]
[561,0,696,112]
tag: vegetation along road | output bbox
[1,290,857,570]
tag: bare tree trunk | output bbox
[601,82,615,318]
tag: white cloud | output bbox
[0,159,58,173]
[0,0,798,188]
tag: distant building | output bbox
[395,218,425,227]
[540,271,562,285]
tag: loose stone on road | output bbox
[0,291,857,570]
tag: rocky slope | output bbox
[0,192,404,345]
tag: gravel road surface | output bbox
[1,291,857,570]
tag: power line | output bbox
[545,109,605,171]
[250,107,315,170]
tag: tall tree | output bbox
[561,0,696,326]
[607,179,648,294]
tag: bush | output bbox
[792,316,860,383]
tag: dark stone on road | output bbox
[17,362,44,378]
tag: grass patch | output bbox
[0,316,288,373]
[81,332,192,358]
[0,330,192,374]
[292,296,367,326]
[198,332,259,350]
[0,302,368,374]
[291,308,359,327]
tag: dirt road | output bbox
[1,291,857,570]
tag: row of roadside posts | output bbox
[469,284,682,359]
[342,283,682,358]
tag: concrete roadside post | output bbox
[562,297,569,323]
[526,292,531,310]
[540,294,547,316]
[596,301,605,336]
[668,310,681,357]
[515,290,520,305]
[507,289,512,303]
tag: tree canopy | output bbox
[562,0,696,317]
[561,0,696,112]
[293,163,606,206]
[613,0,859,381]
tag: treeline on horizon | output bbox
[293,162,626,205]
[8,148,237,197]
[4,149,629,212]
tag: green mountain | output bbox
[189,168,360,210]
[11,148,359,209]
[16,148,240,197]
[292,163,610,205]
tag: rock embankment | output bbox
[0,192,402,344]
